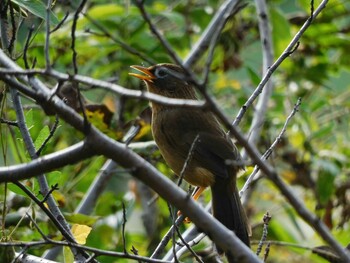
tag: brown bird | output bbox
[130,63,250,255]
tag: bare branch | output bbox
[174,224,203,263]
[75,160,117,215]
[247,0,275,146]
[184,0,241,67]
[151,214,186,259]
[0,141,94,182]
[0,68,204,108]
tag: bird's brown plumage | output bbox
[130,63,250,259]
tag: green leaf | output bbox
[8,183,31,197]
[246,67,261,86]
[87,4,125,19]
[63,246,74,263]
[270,7,292,55]
[64,213,99,226]
[310,124,334,140]
[34,126,50,152]
[315,159,338,205]
[316,171,336,205]
[11,0,59,25]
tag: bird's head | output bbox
[129,63,197,100]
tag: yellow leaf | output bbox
[281,170,297,183]
[215,72,241,90]
[71,224,92,245]
[52,190,66,207]
[289,130,305,148]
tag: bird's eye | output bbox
[155,67,168,78]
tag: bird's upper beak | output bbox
[129,65,155,82]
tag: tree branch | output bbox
[184,0,241,67]
[0,67,204,108]
[0,141,94,182]
[247,0,275,146]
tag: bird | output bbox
[129,63,250,257]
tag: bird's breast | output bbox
[151,109,215,187]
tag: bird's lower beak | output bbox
[129,65,155,82]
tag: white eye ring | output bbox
[155,67,168,78]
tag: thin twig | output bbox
[122,202,128,255]
[81,11,155,64]
[40,184,59,204]
[23,25,35,69]
[45,0,52,69]
[256,212,271,256]
[310,0,315,19]
[0,118,17,126]
[134,0,183,65]
[240,98,302,196]
[263,242,271,262]
[71,0,87,74]
[14,182,97,262]
[50,12,69,33]
[162,204,211,261]
[174,226,203,263]
[8,2,16,53]
[173,232,206,261]
[178,135,200,186]
[151,214,186,259]
[154,188,201,260]
[168,203,179,263]
[13,182,78,244]
[25,212,49,240]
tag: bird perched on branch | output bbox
[130,63,250,259]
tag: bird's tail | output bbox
[211,178,250,254]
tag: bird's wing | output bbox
[183,132,242,180]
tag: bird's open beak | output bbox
[129,65,155,82]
